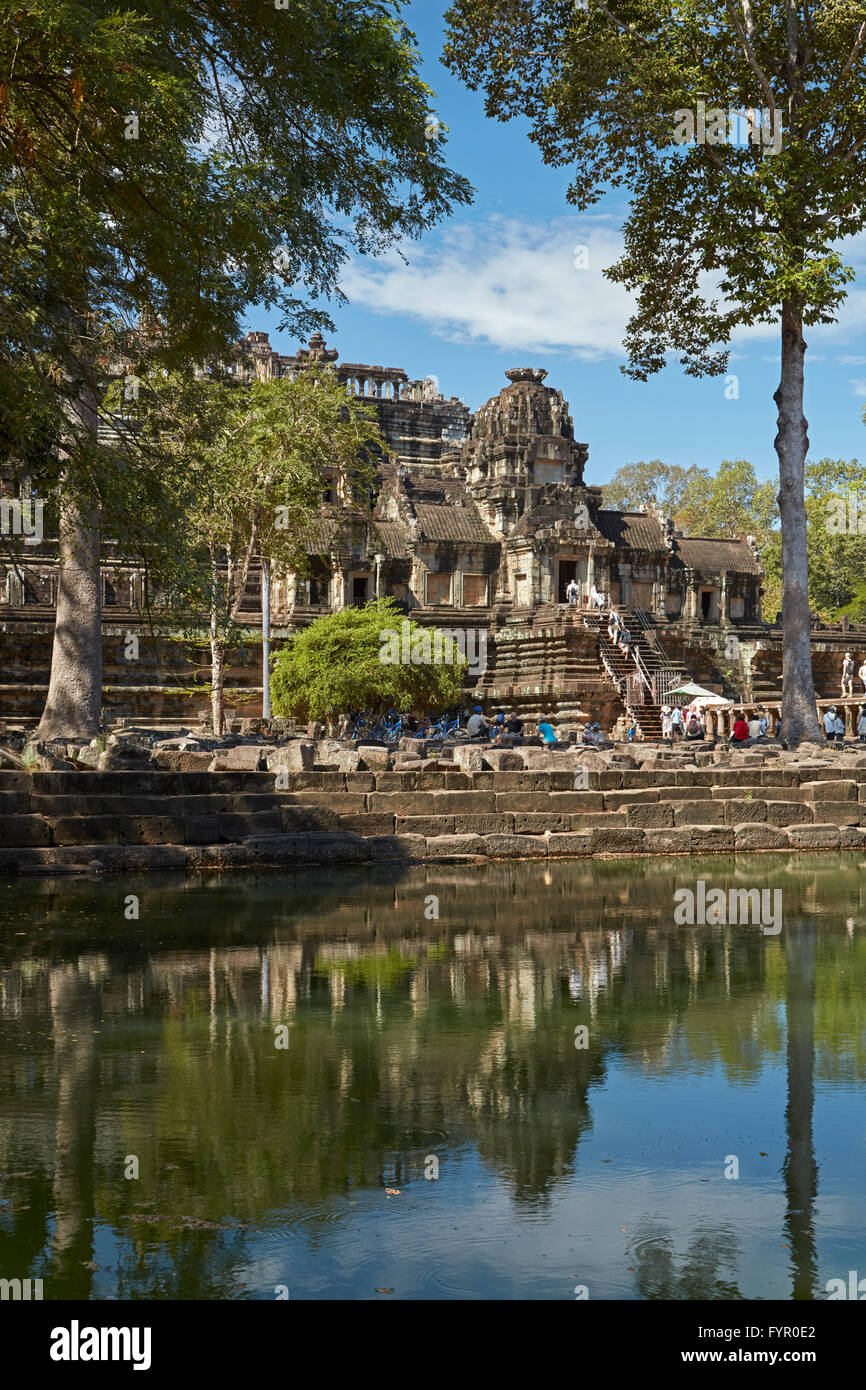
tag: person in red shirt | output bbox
[730,714,749,742]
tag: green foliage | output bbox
[270,600,468,721]
[601,460,706,516]
[0,0,472,534]
[444,2,866,378]
[677,459,778,542]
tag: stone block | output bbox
[453,813,516,835]
[545,831,593,857]
[626,803,674,829]
[209,745,265,772]
[424,834,487,859]
[357,746,391,771]
[218,811,283,841]
[483,833,547,859]
[787,823,842,850]
[603,788,659,808]
[395,815,456,836]
[453,745,485,773]
[269,741,315,772]
[0,814,50,847]
[723,799,767,824]
[690,826,735,852]
[733,823,789,850]
[643,827,691,854]
[483,750,524,771]
[305,833,371,863]
[367,834,427,860]
[431,791,496,814]
[800,779,857,801]
[674,801,725,825]
[766,800,813,826]
[807,800,859,825]
[512,811,572,834]
[183,815,220,845]
[591,827,645,854]
[840,825,866,849]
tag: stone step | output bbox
[28,792,286,816]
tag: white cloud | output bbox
[340,216,633,359]
[839,354,866,365]
[850,378,866,397]
[339,215,866,361]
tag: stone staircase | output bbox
[2,755,866,872]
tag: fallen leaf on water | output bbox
[759,1152,768,1157]
[385,1188,401,1196]
[375,1287,394,1294]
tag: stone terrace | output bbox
[2,749,866,872]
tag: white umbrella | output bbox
[668,680,732,706]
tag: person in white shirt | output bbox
[466,706,488,738]
[835,713,845,739]
[859,660,866,696]
[566,578,580,606]
[747,714,762,740]
[823,707,838,741]
[858,705,866,742]
[841,652,855,698]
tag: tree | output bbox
[0,0,472,738]
[444,1,866,742]
[677,458,778,541]
[127,368,383,734]
[270,600,468,724]
[601,460,707,517]
[762,457,866,621]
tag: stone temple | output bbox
[0,331,861,732]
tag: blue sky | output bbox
[252,1,866,488]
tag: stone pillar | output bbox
[586,548,595,598]
[845,703,854,737]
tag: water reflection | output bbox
[0,854,864,1300]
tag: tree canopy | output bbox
[270,600,468,723]
[444,0,866,740]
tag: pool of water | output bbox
[1,853,864,1300]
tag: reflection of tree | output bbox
[632,1224,744,1300]
[0,853,860,1298]
[782,919,818,1301]
[49,962,100,1297]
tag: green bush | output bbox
[270,600,468,722]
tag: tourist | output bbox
[626,719,638,742]
[591,721,604,745]
[537,718,559,746]
[685,707,704,740]
[506,712,524,744]
[823,707,837,742]
[757,706,768,736]
[730,713,749,743]
[620,627,633,656]
[466,705,489,739]
[835,710,845,741]
[842,651,855,698]
[595,589,606,615]
[581,721,596,746]
[669,704,683,740]
[747,711,764,740]
[589,582,600,612]
[607,609,620,644]
[859,658,866,696]
[661,705,672,740]
[566,577,580,606]
[491,711,507,743]
[858,705,866,743]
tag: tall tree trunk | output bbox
[774,300,822,745]
[36,483,102,741]
[261,557,272,720]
